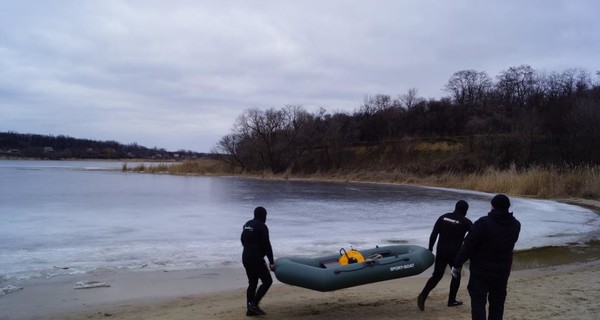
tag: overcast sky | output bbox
[1,1,598,152]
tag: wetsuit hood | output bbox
[453,200,469,216]
[253,206,267,223]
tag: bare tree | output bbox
[233,108,284,170]
[566,97,600,163]
[444,70,492,107]
[495,65,537,112]
[231,106,312,172]
[399,88,422,109]
[539,68,592,102]
[211,133,245,171]
[359,94,395,115]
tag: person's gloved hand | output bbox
[451,266,460,278]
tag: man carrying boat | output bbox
[452,194,521,320]
[241,206,275,316]
[418,200,472,311]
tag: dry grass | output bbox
[292,165,600,200]
[123,160,600,200]
[122,159,228,175]
[412,140,462,152]
[430,164,600,199]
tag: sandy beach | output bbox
[1,254,598,320]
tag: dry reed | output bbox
[122,159,227,175]
[429,164,600,200]
[124,160,600,200]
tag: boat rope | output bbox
[334,257,410,274]
[338,248,365,265]
[376,256,410,265]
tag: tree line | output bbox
[0,131,204,160]
[213,65,600,174]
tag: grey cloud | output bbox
[1,1,599,151]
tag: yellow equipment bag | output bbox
[338,248,365,265]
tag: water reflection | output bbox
[512,243,600,270]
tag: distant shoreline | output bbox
[0,157,180,162]
[4,158,599,205]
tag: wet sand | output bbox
[0,268,248,320]
[1,249,598,320]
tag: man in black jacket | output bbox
[418,200,472,311]
[241,206,275,317]
[452,194,521,320]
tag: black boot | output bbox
[247,302,266,316]
[417,293,426,311]
[448,300,463,307]
[254,305,266,315]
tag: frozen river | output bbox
[1,160,598,282]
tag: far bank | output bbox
[124,159,600,204]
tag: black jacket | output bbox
[241,218,274,265]
[454,209,521,280]
[429,211,473,257]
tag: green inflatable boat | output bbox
[274,245,434,292]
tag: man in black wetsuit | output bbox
[418,200,472,311]
[241,206,275,317]
[452,194,521,320]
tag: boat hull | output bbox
[274,245,434,292]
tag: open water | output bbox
[1,160,598,283]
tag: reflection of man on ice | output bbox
[418,200,472,311]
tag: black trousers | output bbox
[421,252,461,303]
[467,274,508,320]
[244,260,273,307]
